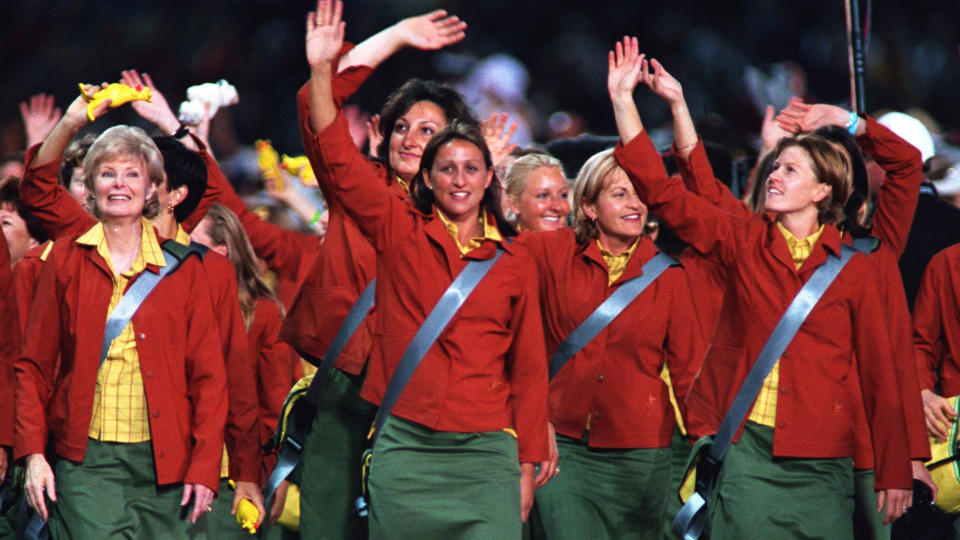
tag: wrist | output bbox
[846,111,860,135]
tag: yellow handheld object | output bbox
[281,155,317,187]
[255,140,284,191]
[927,396,960,513]
[79,83,152,122]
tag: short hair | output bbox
[409,120,516,238]
[0,180,49,243]
[376,79,476,166]
[503,153,566,201]
[83,125,165,219]
[152,136,207,223]
[770,134,853,226]
[813,125,871,236]
[571,148,623,244]
[58,133,98,187]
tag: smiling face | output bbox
[512,166,570,231]
[763,145,831,217]
[388,101,448,183]
[92,155,156,221]
[582,168,647,253]
[424,139,493,224]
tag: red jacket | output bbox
[521,228,703,448]
[249,298,298,481]
[614,131,912,489]
[0,233,17,447]
[280,47,397,376]
[18,145,263,483]
[914,244,960,396]
[12,241,49,335]
[313,113,549,463]
[15,226,227,491]
[675,135,929,466]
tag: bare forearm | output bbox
[338,25,403,71]
[611,93,644,143]
[671,101,698,159]
[309,63,338,135]
[33,118,82,167]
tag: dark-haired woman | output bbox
[285,3,477,537]
[608,40,913,538]
[305,4,549,537]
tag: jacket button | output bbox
[138,333,146,340]
[780,387,787,394]
[594,411,601,418]
[157,450,164,458]
[152,410,160,418]
[598,375,604,382]
[145,371,153,378]
[777,421,786,428]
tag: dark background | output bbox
[2,0,957,160]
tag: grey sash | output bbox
[549,252,677,380]
[672,238,871,540]
[371,247,504,444]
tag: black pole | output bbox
[845,0,867,113]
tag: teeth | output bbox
[542,216,560,222]
[108,195,131,200]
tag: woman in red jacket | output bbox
[305,4,550,537]
[16,89,227,537]
[521,145,702,539]
[607,39,913,538]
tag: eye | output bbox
[102,171,114,178]
[421,126,435,136]
[560,190,569,199]
[466,165,479,173]
[394,124,408,134]
[439,164,454,173]
[535,192,548,199]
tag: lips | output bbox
[107,194,132,201]
[620,213,643,221]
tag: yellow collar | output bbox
[596,237,641,285]
[776,221,825,269]
[436,209,503,256]
[174,224,192,246]
[77,218,166,275]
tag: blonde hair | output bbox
[572,148,622,244]
[83,125,164,219]
[203,203,282,328]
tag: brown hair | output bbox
[571,148,623,244]
[202,203,282,328]
[769,134,853,225]
[83,125,164,219]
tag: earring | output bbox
[167,203,174,213]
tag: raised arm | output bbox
[120,70,201,153]
[607,36,645,144]
[338,9,466,73]
[20,94,62,149]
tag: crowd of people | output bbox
[1,1,958,539]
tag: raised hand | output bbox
[306,0,346,69]
[121,70,180,135]
[641,58,684,107]
[20,93,62,147]
[63,83,111,126]
[760,104,792,155]
[365,113,382,159]
[394,10,467,51]
[482,113,518,169]
[607,36,644,101]
[776,97,850,134]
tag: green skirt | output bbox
[299,367,376,540]
[368,415,521,539]
[534,434,670,540]
[710,422,855,540]
[49,439,190,539]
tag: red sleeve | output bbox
[12,256,42,335]
[14,244,62,459]
[311,113,414,249]
[506,254,550,463]
[614,132,741,267]
[252,300,297,449]
[664,268,705,418]
[673,140,752,218]
[19,144,97,240]
[0,234,16,447]
[853,260,914,489]
[875,248,930,460]
[913,250,947,392]
[193,149,319,283]
[180,258,230,491]
[859,116,924,257]
[205,254,262,483]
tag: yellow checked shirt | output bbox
[81,218,167,442]
[747,222,825,427]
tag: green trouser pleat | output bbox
[368,415,521,540]
[49,439,188,539]
[662,425,690,540]
[710,422,855,540]
[299,367,376,540]
[534,434,670,540]
[185,478,251,539]
[853,469,890,540]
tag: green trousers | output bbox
[0,466,23,540]
[299,367,375,540]
[534,433,670,540]
[49,439,191,539]
[661,425,690,540]
[853,469,890,540]
[368,415,521,539]
[710,422,855,539]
